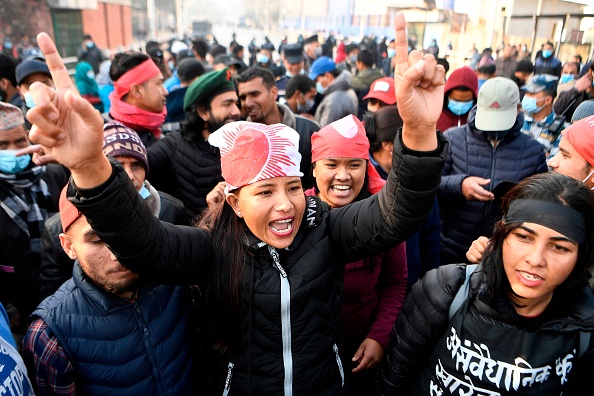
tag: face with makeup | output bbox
[502,222,578,316]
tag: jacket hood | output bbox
[325,70,353,96]
[444,66,478,98]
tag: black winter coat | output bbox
[382,264,594,395]
[439,109,547,264]
[0,164,68,317]
[147,131,223,219]
[68,130,448,395]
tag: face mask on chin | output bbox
[484,130,510,141]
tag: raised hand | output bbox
[393,12,445,151]
[26,33,111,188]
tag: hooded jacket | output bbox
[439,108,547,264]
[67,130,447,396]
[436,66,478,133]
[315,71,359,127]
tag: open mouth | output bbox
[519,271,543,281]
[331,185,352,197]
[270,218,293,236]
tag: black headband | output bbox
[503,199,587,244]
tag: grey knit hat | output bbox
[571,100,594,123]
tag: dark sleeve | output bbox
[39,214,74,303]
[328,130,447,262]
[147,135,175,192]
[439,130,467,201]
[380,264,467,396]
[69,159,212,285]
[419,199,442,274]
[553,88,581,117]
[564,336,594,395]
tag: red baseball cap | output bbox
[59,186,82,232]
[363,77,396,105]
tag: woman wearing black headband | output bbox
[382,172,594,395]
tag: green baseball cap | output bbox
[183,68,236,112]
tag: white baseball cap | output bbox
[475,77,519,131]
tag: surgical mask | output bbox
[316,82,325,95]
[139,185,151,199]
[314,46,323,58]
[542,50,552,59]
[349,54,357,63]
[257,54,269,64]
[447,99,473,116]
[24,92,36,109]
[478,79,486,90]
[560,74,575,84]
[168,60,175,72]
[297,98,315,113]
[521,96,544,115]
[86,71,95,79]
[86,42,95,49]
[0,150,31,174]
[4,40,12,50]
[387,49,396,58]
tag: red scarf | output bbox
[109,94,166,139]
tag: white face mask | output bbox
[582,168,594,190]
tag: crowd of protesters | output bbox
[2,11,594,395]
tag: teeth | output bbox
[521,271,542,281]
[270,221,292,233]
[332,185,351,191]
[275,219,291,223]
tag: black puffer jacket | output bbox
[69,131,447,395]
[147,131,223,219]
[382,264,594,395]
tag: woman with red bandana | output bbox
[26,12,447,395]
[305,114,407,395]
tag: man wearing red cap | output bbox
[106,52,168,148]
[23,188,197,395]
[363,77,397,113]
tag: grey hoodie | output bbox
[315,71,359,127]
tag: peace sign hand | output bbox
[393,12,445,151]
[27,33,111,188]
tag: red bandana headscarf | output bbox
[208,121,303,193]
[311,114,385,194]
[109,59,167,139]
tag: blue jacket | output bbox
[32,264,196,395]
[439,108,547,264]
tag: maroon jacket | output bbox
[437,66,478,133]
[304,188,407,348]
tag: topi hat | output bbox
[0,102,25,131]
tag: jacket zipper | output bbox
[134,303,166,395]
[268,246,294,396]
[222,362,234,396]
[333,344,345,386]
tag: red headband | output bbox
[311,115,385,194]
[113,59,161,100]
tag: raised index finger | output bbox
[394,12,409,74]
[37,32,74,90]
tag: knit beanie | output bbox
[102,121,149,173]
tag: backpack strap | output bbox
[448,264,478,321]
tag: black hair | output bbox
[544,41,555,51]
[436,58,450,74]
[0,54,17,87]
[192,39,209,59]
[232,44,244,57]
[477,64,496,76]
[363,106,403,152]
[109,52,150,82]
[575,54,583,63]
[563,61,579,75]
[285,74,316,99]
[196,200,249,356]
[357,50,374,68]
[329,68,341,78]
[480,173,594,310]
[346,43,359,55]
[210,45,227,58]
[236,67,275,90]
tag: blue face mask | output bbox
[4,41,12,50]
[86,42,95,49]
[542,49,552,59]
[349,54,358,63]
[316,82,325,95]
[139,185,151,199]
[257,54,269,64]
[0,150,31,174]
[298,98,315,113]
[387,49,396,58]
[560,74,575,84]
[86,70,95,79]
[521,95,544,115]
[478,79,486,90]
[24,92,35,109]
[447,99,473,116]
